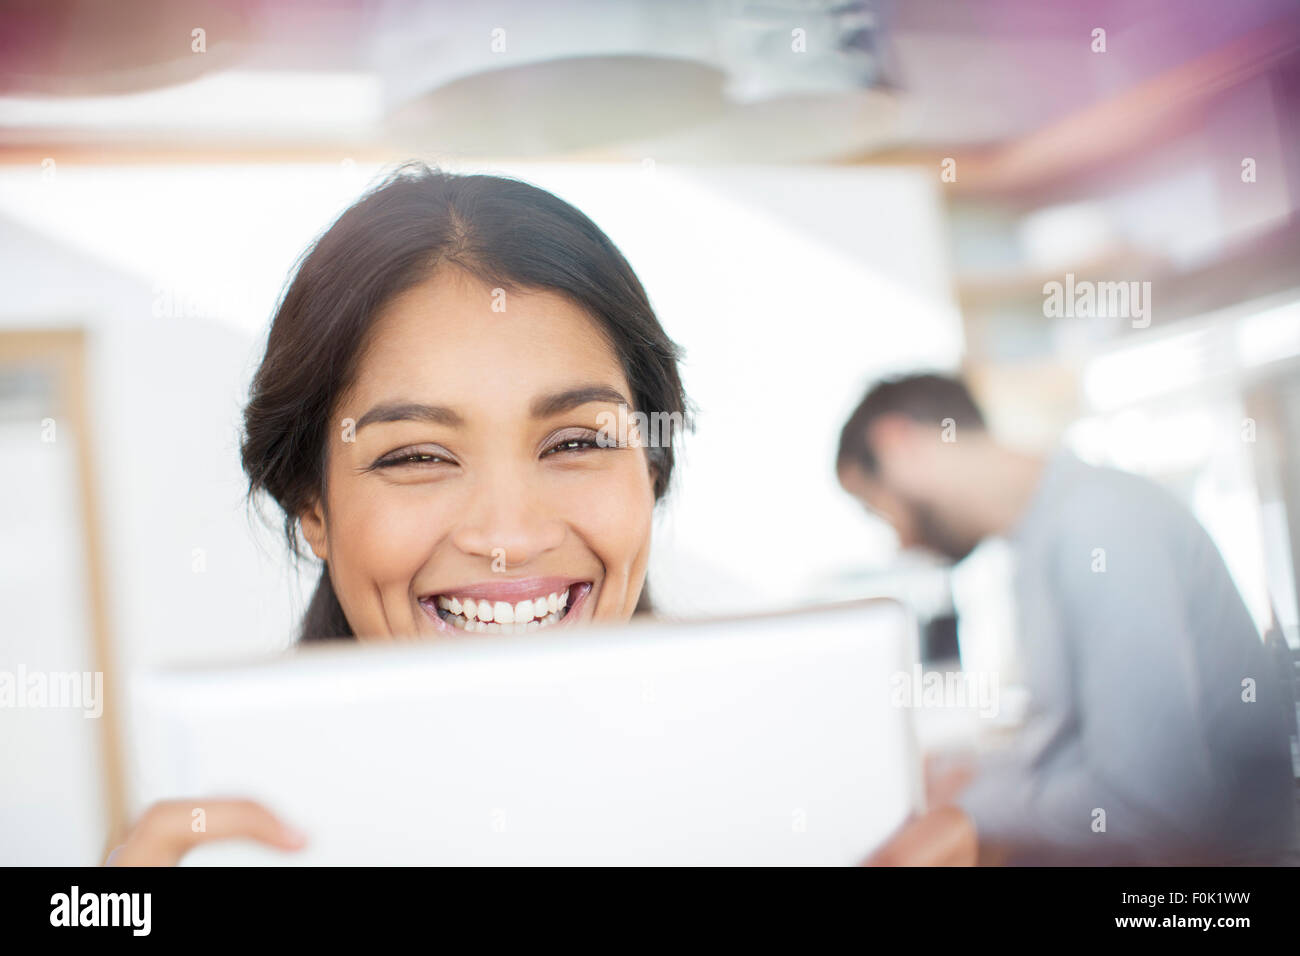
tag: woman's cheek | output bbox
[578,456,653,545]
[569,457,654,618]
[331,489,442,610]
[359,494,445,575]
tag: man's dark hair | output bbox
[836,373,986,475]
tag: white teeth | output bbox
[441,609,564,634]
[430,588,578,634]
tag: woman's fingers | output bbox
[861,805,978,866]
[107,798,308,866]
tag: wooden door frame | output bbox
[0,328,125,853]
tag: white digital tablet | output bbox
[125,598,924,865]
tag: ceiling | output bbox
[2,0,1297,166]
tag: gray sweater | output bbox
[956,449,1295,864]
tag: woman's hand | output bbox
[105,798,308,866]
[861,805,978,866]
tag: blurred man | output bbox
[836,373,1295,864]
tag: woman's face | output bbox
[299,268,656,640]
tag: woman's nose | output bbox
[449,473,566,568]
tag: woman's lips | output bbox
[425,576,583,603]
[417,579,594,636]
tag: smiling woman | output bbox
[238,162,691,642]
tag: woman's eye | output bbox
[374,448,452,468]
[542,433,601,457]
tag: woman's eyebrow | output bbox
[355,401,464,430]
[531,384,630,418]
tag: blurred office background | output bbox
[1,0,1297,863]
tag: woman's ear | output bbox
[298,497,329,561]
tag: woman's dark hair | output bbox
[240,162,689,642]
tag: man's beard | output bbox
[908,499,979,564]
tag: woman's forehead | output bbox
[345,270,629,417]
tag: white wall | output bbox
[0,214,312,862]
[0,418,105,864]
